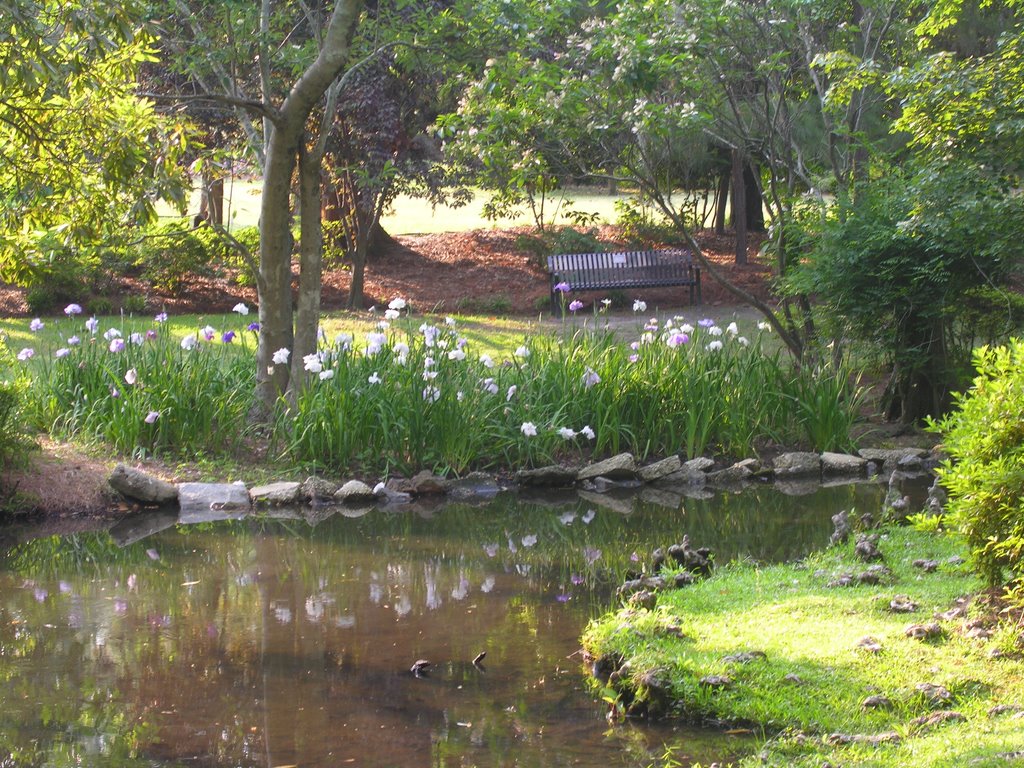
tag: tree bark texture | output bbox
[254,0,361,414]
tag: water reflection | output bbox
[0,483,887,767]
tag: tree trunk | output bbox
[714,169,729,235]
[289,148,325,400]
[198,173,224,226]
[367,221,399,261]
[255,129,298,413]
[346,231,368,310]
[744,163,764,232]
[253,0,361,416]
[731,149,748,265]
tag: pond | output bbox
[0,482,892,767]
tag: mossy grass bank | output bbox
[582,525,1024,767]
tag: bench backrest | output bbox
[547,249,695,289]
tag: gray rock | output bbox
[448,472,501,502]
[577,453,638,481]
[408,470,449,495]
[178,482,251,523]
[637,455,682,483]
[821,452,868,476]
[773,452,821,478]
[334,480,377,504]
[249,481,303,506]
[706,458,759,486]
[651,466,707,490]
[516,465,578,487]
[858,448,929,474]
[684,456,715,473]
[301,476,338,502]
[108,463,178,504]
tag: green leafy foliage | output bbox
[0,1,191,285]
[786,167,1022,422]
[932,339,1024,588]
[133,221,225,294]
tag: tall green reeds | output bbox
[11,303,863,472]
[24,309,255,458]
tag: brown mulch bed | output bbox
[0,226,773,318]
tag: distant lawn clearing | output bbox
[159,181,634,234]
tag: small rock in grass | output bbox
[699,675,732,689]
[994,751,1024,761]
[827,572,855,588]
[857,565,891,585]
[965,626,993,640]
[913,558,939,573]
[889,595,919,613]
[935,602,969,621]
[988,704,1023,717]
[915,682,953,704]
[910,710,966,731]
[826,732,901,746]
[830,510,851,546]
[855,533,883,562]
[782,673,805,685]
[861,694,893,710]
[947,555,966,565]
[628,590,657,610]
[905,622,943,641]
[855,636,883,653]
[723,651,767,665]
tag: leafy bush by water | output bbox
[932,339,1024,588]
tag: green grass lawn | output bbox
[165,181,633,234]
[583,526,1024,767]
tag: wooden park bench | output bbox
[547,249,702,314]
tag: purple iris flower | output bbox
[554,282,571,293]
[247,322,260,333]
[222,330,236,344]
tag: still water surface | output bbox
[0,483,887,767]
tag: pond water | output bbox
[0,482,892,767]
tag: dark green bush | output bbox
[134,219,221,293]
[228,226,260,287]
[515,226,606,268]
[931,339,1024,588]
[614,198,681,246]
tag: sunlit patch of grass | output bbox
[583,527,1024,767]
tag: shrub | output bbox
[228,226,260,287]
[134,219,221,293]
[931,339,1024,588]
[121,294,147,314]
